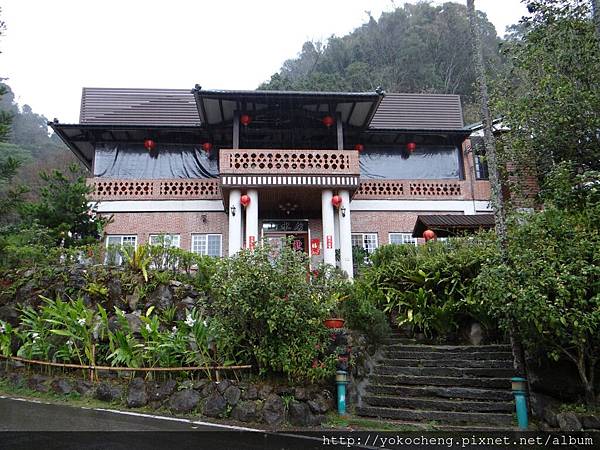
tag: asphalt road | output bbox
[0,397,333,450]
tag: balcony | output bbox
[353,179,490,201]
[88,178,222,201]
[219,149,360,190]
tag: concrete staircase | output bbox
[356,333,516,428]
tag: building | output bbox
[50,87,493,278]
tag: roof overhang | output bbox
[412,214,495,238]
[49,122,207,169]
[191,87,383,129]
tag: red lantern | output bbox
[240,194,251,207]
[331,195,342,208]
[406,142,417,153]
[354,144,364,152]
[240,114,252,126]
[202,142,213,153]
[423,229,437,241]
[144,139,156,151]
[322,115,335,128]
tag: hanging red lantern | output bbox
[240,194,251,207]
[423,229,437,241]
[406,142,417,153]
[240,114,252,126]
[202,142,213,153]
[354,144,364,152]
[331,195,342,208]
[322,115,335,128]
[144,139,156,151]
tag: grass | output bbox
[559,403,600,415]
[323,412,433,431]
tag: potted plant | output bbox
[323,293,346,329]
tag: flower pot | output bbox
[324,318,345,329]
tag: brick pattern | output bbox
[89,178,222,201]
[219,149,360,175]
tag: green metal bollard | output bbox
[336,370,348,416]
[511,377,528,430]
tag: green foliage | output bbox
[341,282,390,344]
[209,240,341,382]
[477,164,600,405]
[494,0,600,177]
[362,236,497,338]
[0,319,13,356]
[121,245,151,282]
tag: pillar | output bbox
[338,190,353,279]
[228,189,242,256]
[321,190,336,266]
[245,189,259,250]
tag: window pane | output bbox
[207,235,222,257]
[389,233,417,246]
[363,234,378,254]
[191,235,207,255]
[351,234,363,249]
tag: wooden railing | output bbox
[219,149,360,175]
[354,179,491,200]
[88,178,222,201]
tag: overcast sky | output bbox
[0,0,528,123]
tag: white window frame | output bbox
[148,234,181,248]
[351,233,379,254]
[191,234,222,257]
[105,235,137,265]
[389,232,418,246]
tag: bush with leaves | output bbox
[209,241,340,382]
[477,163,600,406]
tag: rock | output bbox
[203,392,227,417]
[231,401,258,423]
[147,285,173,310]
[28,375,50,392]
[126,293,139,311]
[262,394,285,426]
[127,378,148,408]
[51,378,73,395]
[557,412,583,431]
[193,379,210,391]
[148,400,162,410]
[288,402,311,427]
[201,382,217,398]
[224,386,241,406]
[168,389,199,413]
[258,384,273,400]
[74,380,94,396]
[216,379,231,394]
[180,296,195,307]
[169,280,183,288]
[529,392,560,428]
[8,372,24,388]
[242,385,258,400]
[107,278,122,304]
[294,387,308,401]
[275,385,294,396]
[148,379,177,402]
[125,314,142,334]
[95,382,123,402]
[581,415,600,430]
[468,322,483,346]
[308,414,327,426]
[0,305,18,326]
[307,394,331,414]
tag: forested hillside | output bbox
[259,2,506,123]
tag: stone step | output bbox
[380,358,513,369]
[370,374,511,389]
[365,384,513,402]
[362,395,514,413]
[384,344,511,352]
[356,405,514,426]
[383,350,513,360]
[373,365,515,378]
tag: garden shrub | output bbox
[209,241,344,382]
[341,280,390,344]
[362,234,497,338]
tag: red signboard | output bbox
[310,238,321,256]
[248,235,256,250]
[326,235,333,250]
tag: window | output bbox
[389,232,418,246]
[191,234,222,257]
[351,233,378,254]
[149,234,180,248]
[105,235,137,265]
[471,137,489,180]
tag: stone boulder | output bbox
[203,392,227,417]
[168,389,199,413]
[216,379,231,394]
[51,378,73,395]
[557,412,583,431]
[95,382,123,402]
[262,394,285,426]
[28,375,50,393]
[223,386,241,406]
[307,393,332,414]
[581,415,600,430]
[241,384,258,400]
[201,381,217,398]
[147,284,173,310]
[0,305,18,327]
[127,378,148,408]
[231,401,259,423]
[258,384,273,400]
[74,380,94,396]
[288,401,311,427]
[147,379,177,402]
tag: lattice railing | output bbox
[219,149,360,175]
[89,179,222,200]
[354,179,465,199]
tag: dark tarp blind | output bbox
[93,144,219,179]
[359,146,461,179]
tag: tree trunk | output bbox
[466,0,526,376]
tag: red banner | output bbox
[248,235,256,250]
[326,235,333,249]
[310,238,321,255]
